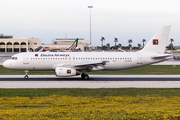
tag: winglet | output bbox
[140,25,171,53]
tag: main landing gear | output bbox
[81,73,89,80]
[24,70,29,79]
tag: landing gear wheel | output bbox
[24,75,28,79]
[81,73,89,80]
[81,73,85,79]
[84,74,89,80]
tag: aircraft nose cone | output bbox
[3,60,9,68]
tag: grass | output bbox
[1,88,180,97]
[0,65,180,75]
[172,51,180,53]
[0,65,54,75]
[89,65,180,75]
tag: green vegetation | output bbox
[1,88,180,97]
[0,65,180,75]
[1,95,180,119]
[89,65,180,75]
[0,65,54,75]
[1,64,180,119]
[172,51,180,53]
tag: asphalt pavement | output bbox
[0,75,180,88]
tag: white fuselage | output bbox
[3,52,165,71]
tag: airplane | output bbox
[43,38,79,51]
[173,56,180,60]
[3,25,173,80]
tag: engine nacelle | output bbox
[55,67,78,77]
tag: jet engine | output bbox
[55,67,79,77]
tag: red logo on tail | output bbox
[153,39,158,45]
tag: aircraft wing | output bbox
[173,56,180,60]
[52,60,108,71]
[118,48,127,52]
[73,60,108,71]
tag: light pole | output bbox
[88,6,93,50]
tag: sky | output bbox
[0,0,180,47]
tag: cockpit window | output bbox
[10,57,18,60]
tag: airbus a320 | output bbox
[3,26,172,80]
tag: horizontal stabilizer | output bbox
[152,54,173,61]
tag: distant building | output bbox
[52,38,89,51]
[0,35,89,52]
[0,34,41,52]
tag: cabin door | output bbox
[137,53,142,64]
[23,54,29,64]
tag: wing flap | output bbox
[73,60,108,70]
[74,60,107,67]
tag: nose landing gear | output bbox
[24,70,29,79]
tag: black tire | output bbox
[24,75,28,79]
[81,73,85,79]
[83,74,89,80]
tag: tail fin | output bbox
[140,25,171,53]
[67,38,78,50]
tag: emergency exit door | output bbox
[137,54,142,64]
[23,54,29,64]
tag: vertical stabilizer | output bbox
[67,38,78,50]
[140,25,171,53]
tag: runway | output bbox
[1,75,180,88]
